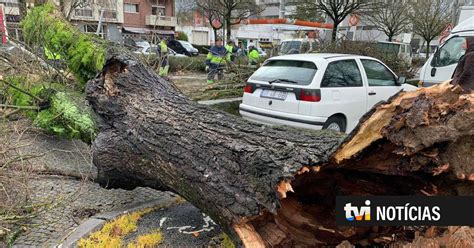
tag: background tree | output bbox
[176,0,195,26]
[196,0,224,42]
[218,0,263,41]
[313,0,375,42]
[366,0,411,42]
[290,0,324,22]
[408,0,453,59]
[197,0,262,42]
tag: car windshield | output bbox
[250,60,317,85]
[376,43,400,54]
[280,41,301,54]
[179,41,193,49]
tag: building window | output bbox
[124,3,139,13]
[74,8,93,17]
[152,6,166,16]
[103,10,117,19]
[1,0,19,7]
[84,24,106,38]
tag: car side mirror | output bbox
[397,76,406,85]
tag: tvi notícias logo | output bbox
[344,200,441,222]
[344,200,371,221]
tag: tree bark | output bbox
[86,55,474,247]
[332,22,338,42]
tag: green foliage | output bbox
[176,32,189,41]
[34,92,96,143]
[21,3,106,85]
[3,77,96,143]
[4,76,44,118]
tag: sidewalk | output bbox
[2,120,221,247]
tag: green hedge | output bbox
[318,41,413,78]
[169,56,207,72]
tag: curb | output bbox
[59,195,175,248]
[198,97,242,106]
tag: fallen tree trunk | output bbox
[86,55,473,247]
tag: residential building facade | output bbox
[66,0,124,42]
[122,0,177,40]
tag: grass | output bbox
[220,233,235,248]
[209,101,241,116]
[78,207,158,248]
[192,88,243,101]
[126,229,163,248]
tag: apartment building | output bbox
[256,0,300,19]
[122,0,176,40]
[66,0,124,42]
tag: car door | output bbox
[318,59,367,129]
[360,59,400,110]
[423,36,469,84]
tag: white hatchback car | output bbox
[239,54,417,133]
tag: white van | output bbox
[419,17,474,87]
[376,41,412,65]
[278,39,320,55]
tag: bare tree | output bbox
[291,0,324,22]
[58,0,91,20]
[313,0,376,42]
[176,0,197,26]
[408,0,453,59]
[58,0,113,21]
[196,0,224,41]
[366,0,411,42]
[197,0,262,41]
[218,0,263,41]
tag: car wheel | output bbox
[322,116,346,133]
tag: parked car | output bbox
[167,40,199,56]
[278,39,320,55]
[419,16,474,87]
[133,45,187,57]
[239,54,417,133]
[376,41,412,65]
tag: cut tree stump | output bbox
[86,55,474,247]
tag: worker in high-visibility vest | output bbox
[159,38,169,77]
[225,40,237,62]
[205,37,229,85]
[248,43,260,65]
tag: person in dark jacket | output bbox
[205,37,229,85]
[451,37,474,92]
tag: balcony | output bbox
[146,15,177,27]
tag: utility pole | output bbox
[279,0,286,19]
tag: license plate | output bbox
[260,89,288,100]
